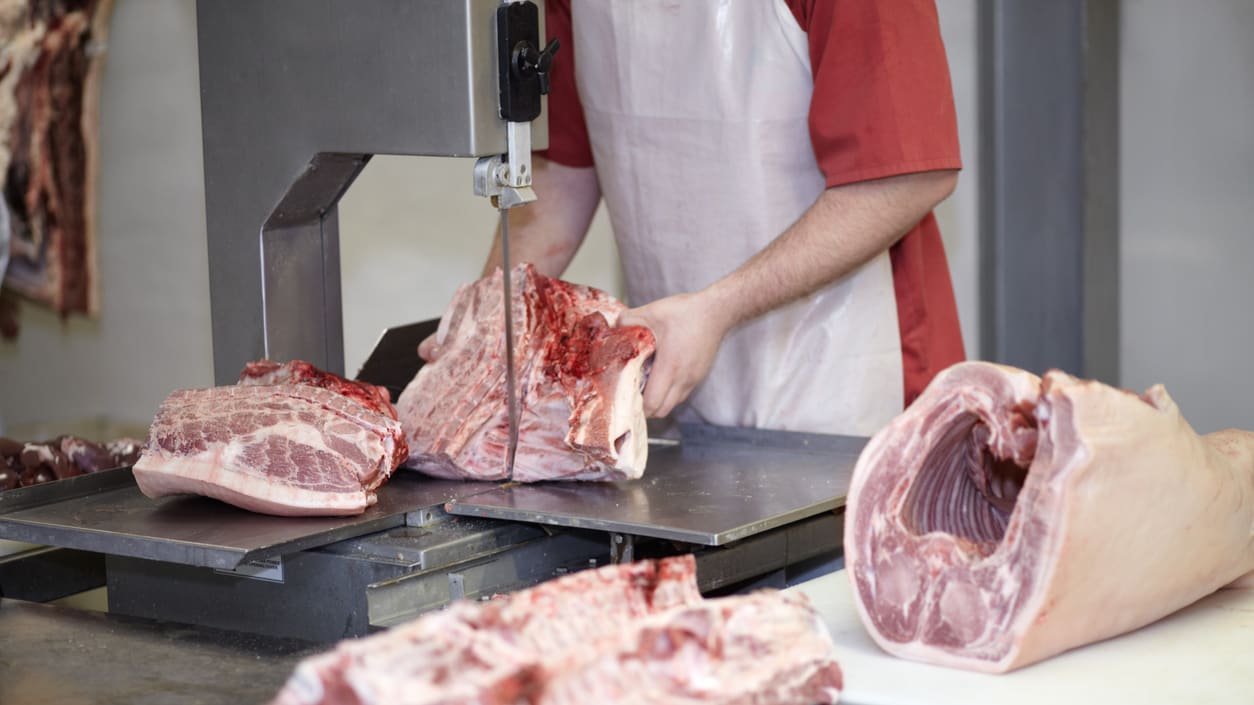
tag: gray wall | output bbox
[1119,0,1254,433]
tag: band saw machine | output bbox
[0,0,859,643]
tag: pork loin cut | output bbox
[270,555,843,705]
[397,264,655,482]
[845,361,1254,672]
[134,365,406,517]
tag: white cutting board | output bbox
[788,571,1254,705]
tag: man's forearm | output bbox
[481,156,602,278]
[702,170,959,329]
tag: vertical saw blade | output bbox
[500,209,520,477]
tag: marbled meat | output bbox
[845,361,1254,672]
[270,555,844,705]
[133,362,406,516]
[397,264,655,482]
[240,359,397,420]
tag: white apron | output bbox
[572,0,903,436]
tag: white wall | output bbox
[0,0,978,434]
[1119,0,1254,433]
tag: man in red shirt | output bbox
[445,0,964,436]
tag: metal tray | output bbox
[447,425,865,545]
[0,468,498,570]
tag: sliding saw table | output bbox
[0,406,862,642]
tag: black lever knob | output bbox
[513,38,561,95]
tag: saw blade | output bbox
[500,209,520,477]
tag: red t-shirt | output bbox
[542,0,965,408]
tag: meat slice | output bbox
[134,366,407,516]
[536,593,843,705]
[270,555,843,705]
[397,264,655,482]
[240,359,397,420]
[845,361,1254,672]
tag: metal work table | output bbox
[0,598,316,705]
[0,426,858,571]
[448,426,864,547]
[0,468,497,570]
[0,425,858,641]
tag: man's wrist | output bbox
[698,279,746,334]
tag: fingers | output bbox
[641,356,694,419]
[641,360,671,417]
[616,310,648,332]
[653,384,685,419]
[418,334,442,363]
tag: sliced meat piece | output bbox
[105,436,143,467]
[269,555,843,705]
[537,592,843,705]
[845,361,1254,672]
[397,264,655,482]
[134,384,405,516]
[59,435,113,473]
[240,359,397,420]
[21,440,77,479]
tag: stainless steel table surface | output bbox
[448,426,866,545]
[0,598,317,705]
[0,468,498,570]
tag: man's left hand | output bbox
[617,290,733,419]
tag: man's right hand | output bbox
[418,334,442,363]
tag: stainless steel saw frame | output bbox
[196,0,548,384]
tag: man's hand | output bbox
[615,169,958,418]
[418,334,442,363]
[617,290,734,419]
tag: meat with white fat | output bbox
[270,555,843,705]
[133,365,406,517]
[240,359,397,420]
[397,264,655,482]
[845,361,1254,672]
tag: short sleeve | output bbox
[793,0,962,187]
[540,0,595,168]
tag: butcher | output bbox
[425,0,964,437]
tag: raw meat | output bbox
[59,434,111,472]
[104,436,142,466]
[845,361,1254,673]
[1,0,114,328]
[397,264,655,482]
[0,433,140,492]
[270,555,844,705]
[133,364,407,516]
[241,359,397,420]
